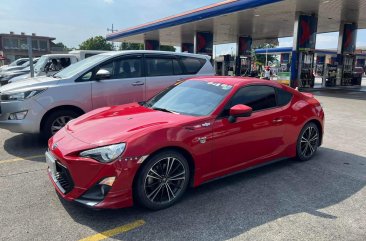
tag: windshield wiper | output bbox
[152,107,174,113]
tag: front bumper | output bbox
[46,130,139,209]
[0,98,44,133]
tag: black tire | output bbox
[41,109,80,140]
[296,122,320,161]
[134,150,190,210]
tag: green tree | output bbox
[54,42,68,51]
[253,44,278,66]
[79,36,113,50]
[118,42,176,52]
[160,45,176,52]
[119,42,144,50]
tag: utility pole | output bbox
[27,36,34,77]
[107,24,117,50]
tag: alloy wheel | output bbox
[51,116,74,135]
[144,157,187,204]
[300,125,319,159]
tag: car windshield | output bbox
[21,61,30,67]
[145,80,233,116]
[54,54,110,79]
[34,56,48,73]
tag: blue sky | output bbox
[1,0,365,52]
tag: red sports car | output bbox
[46,77,324,210]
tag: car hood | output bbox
[0,66,24,72]
[0,76,58,93]
[65,103,197,146]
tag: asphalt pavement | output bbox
[0,90,365,241]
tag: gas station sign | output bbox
[280,53,290,64]
[182,43,194,53]
[238,36,252,56]
[297,15,318,51]
[195,32,213,56]
[342,23,357,54]
[144,40,160,50]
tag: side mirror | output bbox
[96,69,111,81]
[228,104,252,123]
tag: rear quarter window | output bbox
[276,88,293,107]
[181,57,206,74]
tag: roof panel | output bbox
[107,0,366,46]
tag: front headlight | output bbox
[1,89,46,101]
[79,143,126,163]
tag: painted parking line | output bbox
[0,154,44,164]
[79,220,146,241]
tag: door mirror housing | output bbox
[228,104,252,123]
[96,69,111,81]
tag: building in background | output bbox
[0,32,55,64]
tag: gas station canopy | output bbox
[106,0,366,45]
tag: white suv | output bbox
[0,51,214,138]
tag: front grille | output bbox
[55,161,74,194]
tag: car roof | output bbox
[98,50,210,59]
[42,54,77,57]
[187,76,283,88]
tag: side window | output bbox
[181,57,206,74]
[85,53,96,58]
[60,58,71,68]
[276,88,293,107]
[146,57,173,77]
[173,59,183,75]
[98,61,114,77]
[229,85,277,112]
[115,57,142,79]
[80,71,93,81]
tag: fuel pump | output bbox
[298,52,315,88]
[341,55,355,86]
[239,56,251,76]
[324,64,337,87]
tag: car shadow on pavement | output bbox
[3,133,47,161]
[58,147,366,241]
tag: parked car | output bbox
[45,76,324,210]
[0,58,39,85]
[0,58,37,74]
[0,51,214,138]
[8,52,106,83]
[0,58,28,72]
[69,50,109,60]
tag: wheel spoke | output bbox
[309,134,318,142]
[169,171,185,180]
[166,183,176,199]
[308,143,315,154]
[147,184,163,201]
[165,184,171,201]
[149,169,163,179]
[147,174,161,181]
[166,158,175,176]
[302,143,309,156]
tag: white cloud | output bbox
[103,0,114,4]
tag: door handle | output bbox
[131,81,145,86]
[272,118,283,123]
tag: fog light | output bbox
[99,177,116,187]
[8,111,28,120]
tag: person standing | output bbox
[264,66,271,80]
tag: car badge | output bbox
[198,137,207,144]
[51,143,58,151]
[201,122,211,127]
